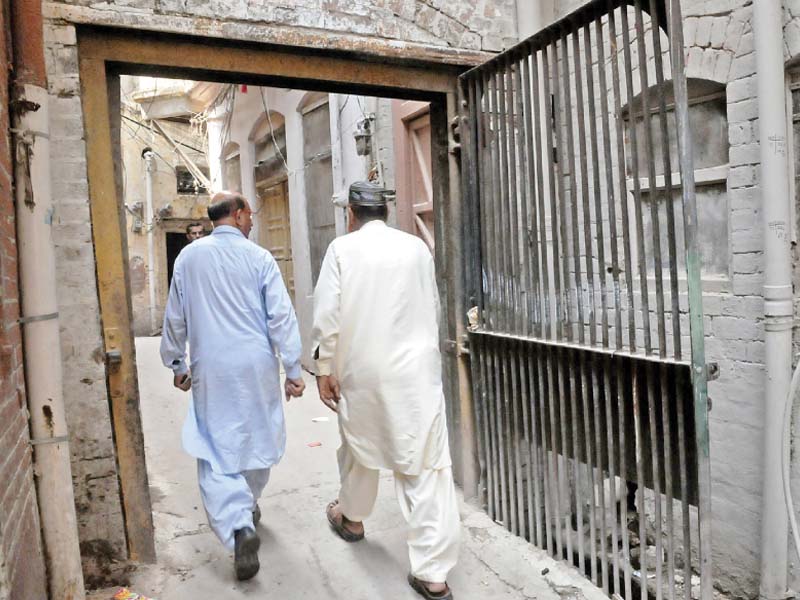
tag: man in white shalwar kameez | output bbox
[161,191,305,581]
[312,182,460,600]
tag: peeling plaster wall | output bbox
[44,0,518,53]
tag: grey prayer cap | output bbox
[348,181,389,206]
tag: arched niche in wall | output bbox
[221,140,242,193]
[621,78,729,281]
[250,108,287,184]
[298,91,334,285]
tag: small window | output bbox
[624,79,729,279]
[175,165,209,194]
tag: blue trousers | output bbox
[197,459,271,550]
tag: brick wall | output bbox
[0,1,48,598]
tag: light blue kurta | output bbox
[160,225,302,476]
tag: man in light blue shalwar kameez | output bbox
[160,191,305,581]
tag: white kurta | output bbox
[160,225,302,475]
[311,220,450,476]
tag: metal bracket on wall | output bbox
[104,328,124,380]
[449,116,461,156]
[706,362,720,381]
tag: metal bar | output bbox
[529,48,552,341]
[495,339,516,531]
[574,353,599,585]
[528,343,546,547]
[459,79,476,319]
[472,336,488,511]
[582,24,611,350]
[661,363,677,600]
[668,0,712,591]
[619,2,653,354]
[645,362,665,600]
[487,336,501,521]
[633,365,650,599]
[560,33,587,346]
[471,330,691,368]
[618,355,634,599]
[519,337,537,542]
[675,366,693,600]
[633,0,667,358]
[571,28,598,348]
[646,0,682,360]
[539,344,557,554]
[510,341,526,537]
[550,39,573,344]
[542,44,565,342]
[496,65,513,334]
[563,346,580,564]
[550,347,567,557]
[488,71,503,332]
[476,74,493,331]
[602,355,622,594]
[505,57,524,337]
[590,356,609,592]
[517,51,538,339]
[607,1,638,353]
[594,14,625,352]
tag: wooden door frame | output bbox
[77,25,478,562]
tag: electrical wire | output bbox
[782,355,800,563]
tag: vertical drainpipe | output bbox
[143,151,157,334]
[754,1,793,599]
[9,1,86,599]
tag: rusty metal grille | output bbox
[458,0,711,598]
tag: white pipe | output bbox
[754,1,793,598]
[144,151,157,335]
[14,84,86,599]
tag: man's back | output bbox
[312,219,448,475]
[161,224,302,474]
[328,220,440,383]
[174,226,273,362]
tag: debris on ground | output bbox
[307,441,322,447]
[113,589,156,600]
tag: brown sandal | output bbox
[408,574,453,599]
[326,500,365,542]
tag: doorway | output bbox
[78,26,471,563]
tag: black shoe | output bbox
[253,504,261,527]
[234,528,260,581]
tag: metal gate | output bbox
[458,0,711,598]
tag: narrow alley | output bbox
[88,337,605,600]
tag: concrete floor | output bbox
[93,336,606,600]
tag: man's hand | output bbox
[173,371,192,392]
[316,375,340,413]
[284,377,306,402]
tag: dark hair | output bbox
[185,222,203,234]
[207,192,246,222]
[351,203,388,223]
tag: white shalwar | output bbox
[312,220,460,583]
[161,225,302,549]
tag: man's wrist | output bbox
[315,360,332,376]
[285,363,302,380]
[171,361,188,376]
